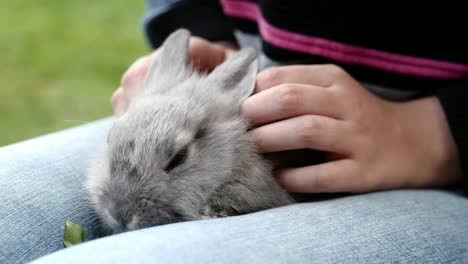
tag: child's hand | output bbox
[112,37,236,115]
[242,65,461,193]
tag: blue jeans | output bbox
[1,119,467,263]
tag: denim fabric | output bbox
[1,119,468,263]
[33,190,468,263]
[0,119,113,263]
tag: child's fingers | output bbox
[111,88,127,116]
[251,115,352,154]
[242,83,341,126]
[277,159,359,193]
[254,64,344,93]
[189,37,234,72]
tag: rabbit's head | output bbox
[86,30,291,232]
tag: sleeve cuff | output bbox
[143,0,235,49]
[436,81,468,195]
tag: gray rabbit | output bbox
[85,29,293,233]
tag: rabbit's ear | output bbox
[208,48,257,103]
[143,29,191,92]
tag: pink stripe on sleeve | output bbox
[220,0,468,79]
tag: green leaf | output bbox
[63,220,85,248]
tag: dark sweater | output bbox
[144,0,468,194]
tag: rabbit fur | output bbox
[85,29,293,232]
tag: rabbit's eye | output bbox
[165,146,189,171]
[195,128,206,140]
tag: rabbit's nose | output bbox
[125,215,140,230]
[105,208,124,231]
[108,208,140,231]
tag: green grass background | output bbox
[0,1,148,146]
